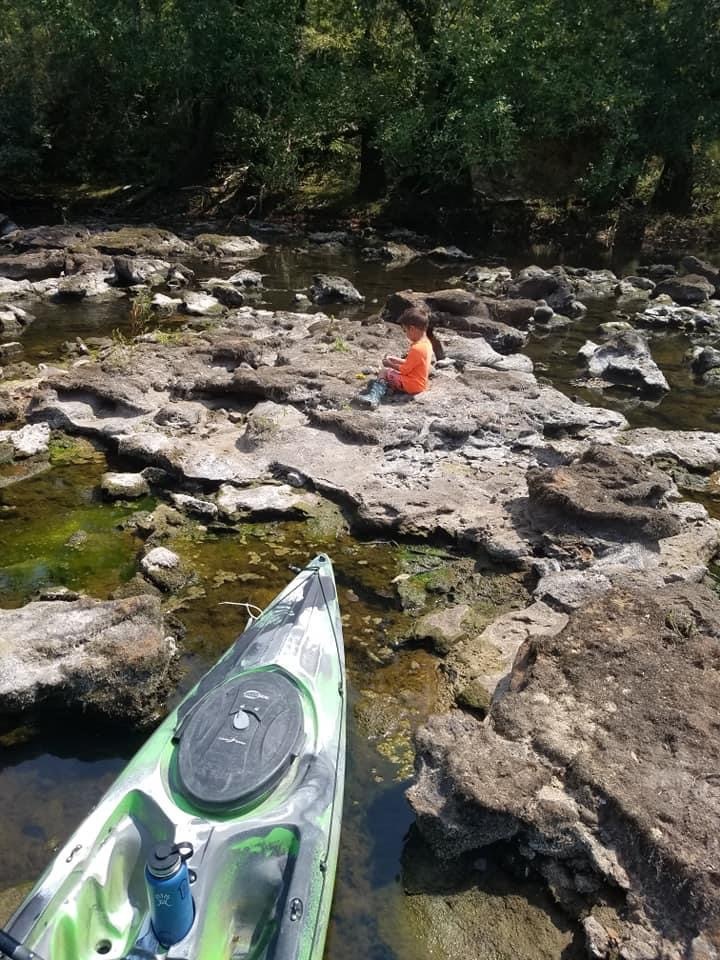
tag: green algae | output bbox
[47,433,100,466]
[0,882,33,926]
[0,453,153,606]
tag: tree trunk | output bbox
[652,140,694,214]
[358,125,386,199]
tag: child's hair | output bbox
[398,307,429,331]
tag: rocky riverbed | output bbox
[1,217,720,959]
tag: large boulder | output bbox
[0,595,177,726]
[0,249,66,280]
[407,582,720,959]
[8,224,90,250]
[193,233,265,259]
[680,255,720,294]
[84,226,190,257]
[651,274,715,305]
[526,444,681,542]
[140,546,192,593]
[381,289,527,351]
[309,274,364,304]
[0,423,51,459]
[112,256,173,286]
[0,303,33,335]
[578,331,669,394]
[507,266,579,316]
[101,471,150,498]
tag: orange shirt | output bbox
[399,336,432,394]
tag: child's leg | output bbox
[384,369,405,392]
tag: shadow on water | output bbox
[0,721,146,887]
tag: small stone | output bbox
[101,472,150,499]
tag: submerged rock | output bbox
[0,595,177,726]
[140,546,192,592]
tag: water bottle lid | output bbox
[148,842,193,878]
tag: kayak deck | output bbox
[8,555,346,960]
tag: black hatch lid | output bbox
[175,671,305,811]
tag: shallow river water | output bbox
[1,234,717,957]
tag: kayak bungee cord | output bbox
[0,928,46,960]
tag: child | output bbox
[358,308,433,409]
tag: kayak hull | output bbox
[8,555,346,960]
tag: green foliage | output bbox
[128,289,154,338]
[0,0,719,213]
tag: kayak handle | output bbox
[0,929,46,960]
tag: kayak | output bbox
[6,554,346,960]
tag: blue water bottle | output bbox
[145,842,195,946]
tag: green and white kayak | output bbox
[6,554,346,960]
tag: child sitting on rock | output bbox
[358,308,433,409]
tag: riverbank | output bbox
[4,179,720,268]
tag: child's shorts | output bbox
[386,369,403,390]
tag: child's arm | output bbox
[382,355,404,369]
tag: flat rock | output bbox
[621,428,720,472]
[0,249,66,280]
[0,595,176,725]
[449,601,569,709]
[8,224,90,250]
[54,272,114,300]
[444,335,533,372]
[533,568,612,612]
[84,226,190,257]
[414,603,471,654]
[216,483,317,519]
[169,492,219,519]
[193,233,265,259]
